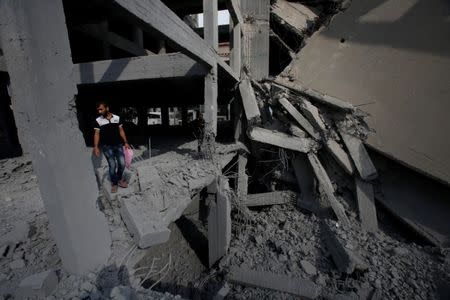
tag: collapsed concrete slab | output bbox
[119,194,171,248]
[229,266,321,299]
[284,0,450,185]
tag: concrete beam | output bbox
[0,0,111,274]
[239,77,261,123]
[244,191,296,207]
[307,153,350,226]
[73,53,208,84]
[339,131,378,180]
[278,97,320,140]
[355,177,378,232]
[76,24,149,56]
[325,139,355,175]
[248,127,316,153]
[112,0,239,81]
[292,155,316,212]
[229,266,321,299]
[273,79,355,111]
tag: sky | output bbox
[197,10,230,27]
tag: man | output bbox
[93,101,130,193]
[192,111,205,152]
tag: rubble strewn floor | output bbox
[224,204,450,300]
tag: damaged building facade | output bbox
[0,0,449,299]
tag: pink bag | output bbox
[123,147,133,169]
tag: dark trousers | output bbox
[102,144,125,185]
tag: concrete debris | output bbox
[229,265,321,299]
[323,221,368,274]
[244,191,296,207]
[16,270,58,299]
[0,221,29,247]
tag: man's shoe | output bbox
[118,180,128,188]
[111,185,118,193]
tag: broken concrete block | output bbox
[271,0,318,35]
[0,221,29,247]
[229,266,321,299]
[325,139,355,175]
[339,131,378,180]
[239,77,261,123]
[244,191,296,207]
[308,153,350,226]
[16,270,58,299]
[119,194,170,248]
[355,177,378,232]
[322,223,368,274]
[279,97,321,140]
[248,126,316,153]
[296,97,327,133]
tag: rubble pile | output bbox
[212,70,450,298]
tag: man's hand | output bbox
[124,143,131,149]
[93,146,100,157]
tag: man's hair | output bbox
[96,100,109,108]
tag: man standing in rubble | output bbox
[192,111,205,152]
[93,101,130,193]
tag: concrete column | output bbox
[203,0,218,135]
[0,0,111,274]
[229,14,242,75]
[100,20,111,59]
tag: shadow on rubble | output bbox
[92,264,132,299]
[175,215,209,268]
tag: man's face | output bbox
[97,104,109,117]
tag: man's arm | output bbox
[119,126,130,149]
[93,129,100,157]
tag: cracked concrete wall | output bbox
[0,0,111,274]
[286,0,450,184]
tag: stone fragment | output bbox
[300,260,317,276]
[10,259,26,269]
[0,221,30,247]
